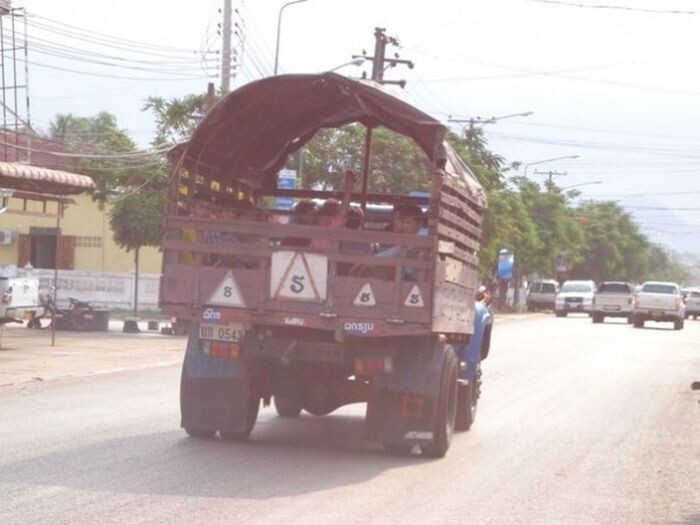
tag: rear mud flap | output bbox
[370,343,447,446]
[180,326,253,434]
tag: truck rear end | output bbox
[632,281,685,329]
[160,73,489,457]
[591,281,633,323]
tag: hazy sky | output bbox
[18,0,700,253]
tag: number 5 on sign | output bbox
[270,251,327,302]
[207,271,246,307]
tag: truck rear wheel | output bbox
[273,395,303,417]
[592,313,603,324]
[455,364,480,432]
[555,311,567,318]
[184,427,216,439]
[633,317,644,328]
[220,396,260,441]
[674,319,684,330]
[420,347,458,458]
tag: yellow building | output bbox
[0,192,162,273]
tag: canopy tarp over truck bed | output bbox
[170,72,484,206]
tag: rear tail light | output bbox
[633,295,640,308]
[675,297,682,310]
[355,356,393,375]
[202,341,240,359]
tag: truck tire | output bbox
[456,365,480,432]
[220,396,260,441]
[184,427,216,439]
[555,311,567,318]
[273,395,303,417]
[674,319,684,330]
[633,317,644,328]
[383,443,414,455]
[420,347,458,458]
[592,313,603,324]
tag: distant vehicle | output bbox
[555,280,596,317]
[0,274,42,325]
[526,279,559,311]
[631,281,685,330]
[682,288,700,320]
[591,281,634,324]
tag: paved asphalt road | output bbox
[1,314,698,524]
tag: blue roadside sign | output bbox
[277,169,296,210]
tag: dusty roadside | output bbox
[0,312,546,387]
[0,324,186,387]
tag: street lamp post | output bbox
[560,181,602,191]
[274,0,309,75]
[523,155,580,177]
[325,57,365,74]
[448,111,533,153]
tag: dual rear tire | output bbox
[419,347,459,458]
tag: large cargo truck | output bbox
[161,73,492,457]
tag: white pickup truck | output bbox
[591,281,634,324]
[631,281,685,330]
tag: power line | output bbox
[0,138,170,159]
[27,13,213,54]
[527,0,697,15]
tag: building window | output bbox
[75,236,103,248]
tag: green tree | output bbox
[571,201,649,282]
[299,124,430,194]
[48,112,156,203]
[143,93,208,147]
[109,190,164,314]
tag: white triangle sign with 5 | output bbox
[404,284,425,307]
[354,282,377,306]
[207,270,246,307]
[272,252,325,301]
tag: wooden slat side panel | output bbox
[439,191,483,226]
[437,223,480,253]
[438,207,481,240]
[432,281,475,334]
[435,257,478,289]
[440,171,486,210]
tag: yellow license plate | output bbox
[651,310,663,317]
[199,323,244,342]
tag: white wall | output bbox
[18,268,161,311]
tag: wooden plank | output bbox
[431,281,475,335]
[436,257,477,289]
[448,245,479,267]
[167,216,435,247]
[162,238,435,270]
[437,223,480,253]
[438,207,482,239]
[439,191,483,226]
[440,172,486,208]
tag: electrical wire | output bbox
[527,0,697,15]
[0,138,170,159]
[27,13,213,54]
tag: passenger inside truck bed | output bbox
[179,191,216,266]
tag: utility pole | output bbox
[534,169,567,185]
[352,27,414,86]
[352,28,414,210]
[221,0,232,94]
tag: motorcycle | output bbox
[27,290,97,331]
